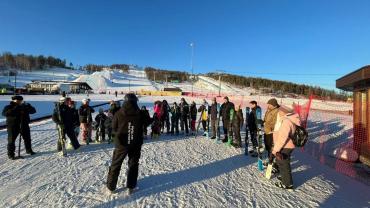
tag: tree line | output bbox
[144,67,190,82]
[0,52,71,71]
[206,73,349,101]
[84,64,130,73]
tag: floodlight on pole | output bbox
[215,70,225,97]
[190,42,194,96]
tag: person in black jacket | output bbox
[179,98,190,135]
[141,106,150,139]
[198,99,210,136]
[160,100,171,134]
[189,101,197,134]
[95,108,107,142]
[247,100,260,156]
[68,100,80,138]
[219,96,235,142]
[2,95,37,159]
[52,97,81,152]
[106,93,151,194]
[79,98,95,144]
[170,102,180,135]
[232,105,244,148]
[210,97,219,139]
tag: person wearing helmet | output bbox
[2,95,37,159]
[78,98,95,144]
[106,93,151,194]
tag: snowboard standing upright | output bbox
[215,103,221,144]
[244,107,250,155]
[256,107,263,171]
[226,108,234,147]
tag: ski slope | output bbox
[0,116,369,207]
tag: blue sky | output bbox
[1,0,370,90]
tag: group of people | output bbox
[2,93,300,193]
[52,97,122,154]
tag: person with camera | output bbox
[2,95,36,160]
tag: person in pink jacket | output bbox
[272,105,301,190]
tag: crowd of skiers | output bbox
[2,93,300,192]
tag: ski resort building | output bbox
[336,65,370,166]
[26,80,92,94]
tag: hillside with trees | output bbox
[206,72,349,101]
[144,67,189,82]
[0,52,70,71]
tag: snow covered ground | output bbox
[0,68,369,207]
[0,114,369,207]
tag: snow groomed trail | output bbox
[0,119,369,208]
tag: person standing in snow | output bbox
[246,101,260,156]
[160,100,171,134]
[95,108,107,142]
[141,106,150,139]
[209,97,219,139]
[68,100,80,138]
[189,101,197,134]
[263,98,280,160]
[170,102,180,135]
[52,97,81,152]
[272,105,300,190]
[2,95,37,159]
[232,105,244,148]
[106,93,151,194]
[197,99,210,136]
[219,96,235,142]
[179,98,190,135]
[79,98,95,144]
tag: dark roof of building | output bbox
[336,65,370,91]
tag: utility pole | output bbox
[216,70,225,97]
[190,42,194,96]
[14,70,17,95]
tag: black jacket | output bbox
[79,105,95,124]
[190,103,197,120]
[52,103,76,129]
[210,103,218,121]
[2,102,36,129]
[232,109,244,129]
[95,113,108,128]
[220,101,235,121]
[170,105,181,120]
[248,106,261,131]
[179,101,189,119]
[112,101,151,147]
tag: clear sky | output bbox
[1,0,370,90]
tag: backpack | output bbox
[292,125,309,147]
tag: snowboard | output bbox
[215,104,221,144]
[256,107,263,171]
[226,108,234,147]
[244,107,250,155]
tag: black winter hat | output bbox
[267,98,279,107]
[12,95,23,101]
[124,93,138,102]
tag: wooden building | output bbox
[26,80,92,94]
[336,65,370,165]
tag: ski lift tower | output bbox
[215,70,225,97]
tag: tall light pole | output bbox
[190,42,194,96]
[216,70,225,97]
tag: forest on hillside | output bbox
[144,67,190,82]
[206,72,349,101]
